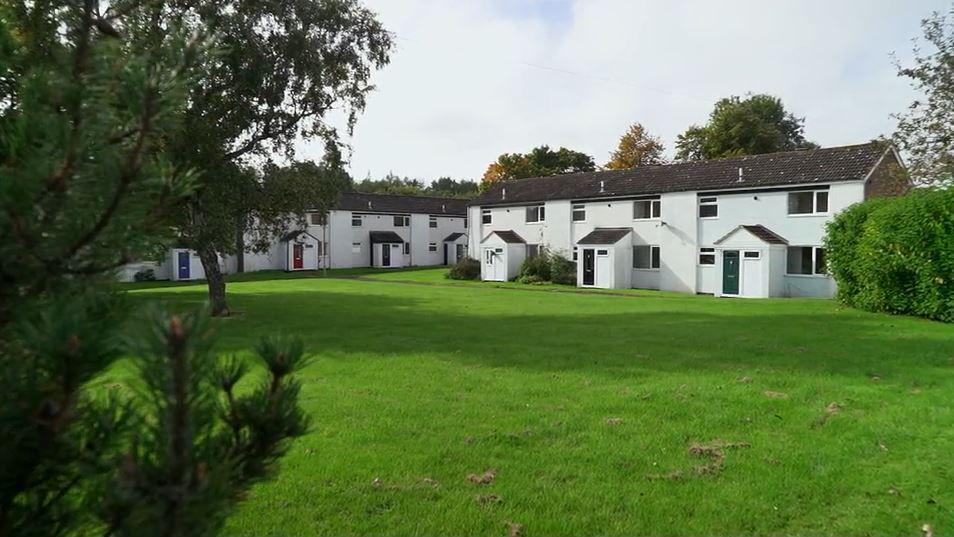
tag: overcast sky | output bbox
[297,0,947,183]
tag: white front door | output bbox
[483,247,505,281]
[741,251,763,297]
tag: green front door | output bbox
[723,250,740,295]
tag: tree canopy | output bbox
[894,8,954,186]
[482,145,596,184]
[605,122,667,169]
[352,173,478,198]
[674,94,817,161]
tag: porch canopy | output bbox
[369,231,404,243]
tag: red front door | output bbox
[293,244,304,269]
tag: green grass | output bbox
[125,270,954,536]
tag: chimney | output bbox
[368,200,373,209]
[441,203,446,213]
[502,187,507,201]
[599,180,605,193]
[737,167,744,183]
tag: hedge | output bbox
[825,187,954,321]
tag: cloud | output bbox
[297,0,944,182]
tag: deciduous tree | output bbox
[674,94,817,161]
[481,145,595,185]
[894,8,954,186]
[605,122,666,169]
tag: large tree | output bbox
[894,8,954,186]
[164,0,393,316]
[674,94,817,161]
[605,122,666,169]
[482,145,596,184]
[0,2,308,536]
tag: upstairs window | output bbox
[788,191,829,215]
[787,246,827,275]
[572,204,586,222]
[393,215,410,227]
[429,216,437,228]
[481,209,492,224]
[699,197,718,218]
[633,245,660,270]
[526,204,545,223]
[352,215,362,227]
[309,212,326,225]
[698,247,715,265]
[633,199,661,219]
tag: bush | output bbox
[825,187,954,321]
[518,250,551,282]
[133,268,156,282]
[550,252,577,285]
[446,256,480,280]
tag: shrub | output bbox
[446,256,480,280]
[518,250,551,282]
[133,268,156,282]
[825,187,954,321]
[550,252,577,285]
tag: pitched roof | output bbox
[280,230,319,242]
[715,225,788,245]
[576,228,632,245]
[481,230,526,244]
[471,143,890,207]
[369,231,405,244]
[336,192,467,215]
[444,232,466,242]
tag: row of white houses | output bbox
[119,193,469,281]
[469,143,910,298]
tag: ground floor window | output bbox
[572,246,578,261]
[633,245,660,269]
[352,242,361,253]
[787,246,827,275]
[404,242,410,254]
[527,244,541,258]
[428,242,437,252]
[699,247,715,265]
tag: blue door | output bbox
[178,251,190,279]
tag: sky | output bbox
[296,0,948,183]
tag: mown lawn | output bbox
[124,269,954,536]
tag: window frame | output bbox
[404,242,410,255]
[633,199,661,220]
[428,242,437,252]
[787,190,830,216]
[351,242,361,253]
[393,215,410,227]
[429,216,437,228]
[481,209,492,224]
[526,244,541,258]
[572,204,586,222]
[698,247,716,266]
[633,245,661,270]
[525,204,546,224]
[699,196,719,218]
[744,251,761,259]
[351,215,362,227]
[785,246,828,276]
[572,246,578,261]
[309,212,326,225]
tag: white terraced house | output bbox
[119,193,469,281]
[468,143,910,298]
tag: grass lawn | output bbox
[123,270,954,536]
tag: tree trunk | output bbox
[196,245,229,317]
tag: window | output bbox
[633,199,661,219]
[428,242,437,252]
[404,242,410,254]
[351,242,361,253]
[429,216,437,228]
[309,212,326,225]
[787,246,827,275]
[393,215,409,227]
[788,190,829,215]
[464,217,468,228]
[597,249,608,256]
[699,247,715,265]
[526,204,545,223]
[481,209,492,224]
[527,244,541,258]
[744,251,761,259]
[572,246,578,261]
[572,204,586,222]
[633,245,660,269]
[352,215,362,227]
[699,197,718,218]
